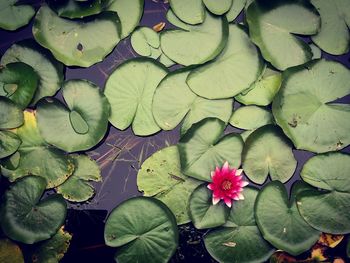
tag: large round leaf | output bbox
[187,24,262,99]
[37,79,110,153]
[204,187,275,263]
[189,184,229,229]
[0,176,67,244]
[229,106,273,130]
[56,154,101,202]
[0,62,39,109]
[0,130,21,159]
[160,10,228,66]
[0,111,75,188]
[311,0,350,55]
[33,5,121,67]
[255,181,320,256]
[1,39,64,105]
[272,59,350,153]
[153,67,233,134]
[48,0,111,18]
[104,58,167,136]
[137,146,201,225]
[104,197,178,263]
[297,152,350,234]
[106,0,144,39]
[246,0,320,70]
[0,96,23,129]
[0,0,35,31]
[0,239,24,263]
[178,118,243,182]
[203,0,232,15]
[168,0,205,25]
[235,67,282,106]
[242,125,297,185]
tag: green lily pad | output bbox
[246,0,320,70]
[1,111,75,188]
[297,152,350,234]
[189,184,229,229]
[0,62,39,109]
[104,197,178,263]
[106,0,144,39]
[187,24,262,99]
[0,0,35,31]
[0,96,23,129]
[104,58,168,136]
[204,187,275,263]
[229,106,273,130]
[56,155,101,202]
[226,0,247,22]
[0,176,67,244]
[178,118,243,182]
[1,39,64,105]
[131,27,160,58]
[30,227,72,263]
[137,146,201,225]
[311,0,350,55]
[235,67,282,106]
[203,0,232,15]
[37,79,110,153]
[33,5,121,67]
[48,0,111,18]
[0,239,24,263]
[255,181,320,256]
[272,59,350,153]
[153,68,233,134]
[160,10,228,66]
[0,130,21,159]
[168,0,204,25]
[242,125,297,185]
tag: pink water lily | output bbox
[207,161,249,208]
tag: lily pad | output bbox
[0,239,24,263]
[246,0,320,70]
[187,24,262,99]
[1,111,75,188]
[203,0,232,15]
[242,125,297,185]
[1,39,64,105]
[178,118,243,182]
[30,227,72,263]
[189,184,229,229]
[235,67,282,106]
[37,79,110,153]
[0,62,39,109]
[56,155,101,202]
[160,10,228,66]
[106,0,144,39]
[0,176,67,244]
[0,131,21,159]
[226,0,247,22]
[48,0,111,18]
[0,0,35,31]
[153,68,233,134]
[131,27,160,58]
[104,197,178,263]
[229,106,273,130]
[0,96,23,129]
[33,5,121,67]
[255,181,320,256]
[137,146,201,225]
[204,187,275,263]
[297,152,350,234]
[168,0,204,25]
[272,59,350,153]
[311,0,350,55]
[104,58,168,136]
